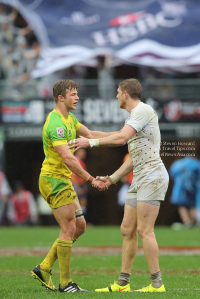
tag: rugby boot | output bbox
[31,265,56,291]
[95,281,130,292]
[59,281,89,292]
[133,284,166,292]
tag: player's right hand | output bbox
[68,136,90,152]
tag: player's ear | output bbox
[124,91,129,99]
[58,95,63,102]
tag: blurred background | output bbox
[0,0,200,228]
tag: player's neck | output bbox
[54,104,69,118]
[126,99,140,113]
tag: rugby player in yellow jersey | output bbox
[31,79,116,293]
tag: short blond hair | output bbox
[53,79,78,102]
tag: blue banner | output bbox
[2,0,200,76]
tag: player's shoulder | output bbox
[138,102,153,112]
[131,102,152,115]
[47,111,64,126]
[43,112,65,136]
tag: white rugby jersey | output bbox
[125,102,163,173]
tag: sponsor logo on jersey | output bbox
[56,127,64,137]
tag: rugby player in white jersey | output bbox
[69,78,169,293]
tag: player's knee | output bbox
[76,218,86,236]
[61,219,76,238]
[121,222,137,238]
[137,226,145,239]
[137,226,151,239]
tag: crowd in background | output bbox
[170,156,200,230]
[0,4,40,83]
[0,172,39,226]
[1,3,200,101]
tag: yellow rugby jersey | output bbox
[41,110,82,178]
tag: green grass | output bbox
[0,255,200,299]
[0,226,200,298]
[0,225,200,247]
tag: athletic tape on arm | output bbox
[89,139,99,147]
[109,173,120,184]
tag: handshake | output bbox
[91,176,112,191]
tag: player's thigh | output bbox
[52,202,76,230]
[137,201,160,234]
[121,204,137,236]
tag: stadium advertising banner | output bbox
[2,0,200,76]
[47,98,200,125]
[1,101,44,124]
[1,98,200,140]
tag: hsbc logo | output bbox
[92,1,186,46]
[56,127,64,137]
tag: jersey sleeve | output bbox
[47,114,67,147]
[76,122,82,130]
[126,105,154,132]
[69,112,82,131]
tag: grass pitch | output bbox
[0,226,200,298]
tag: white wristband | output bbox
[89,139,99,147]
[109,172,120,184]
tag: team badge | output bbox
[56,127,64,137]
[68,130,72,137]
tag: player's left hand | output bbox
[68,136,89,152]
[92,178,108,191]
[96,176,112,189]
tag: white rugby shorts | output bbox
[126,165,169,208]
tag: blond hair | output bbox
[53,79,78,102]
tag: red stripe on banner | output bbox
[2,106,27,113]
[110,12,144,26]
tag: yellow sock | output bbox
[40,238,58,273]
[57,239,72,287]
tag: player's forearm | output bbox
[63,154,92,182]
[90,130,119,138]
[54,144,94,182]
[91,133,127,147]
[113,156,133,182]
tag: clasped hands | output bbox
[68,139,112,191]
[91,176,112,191]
